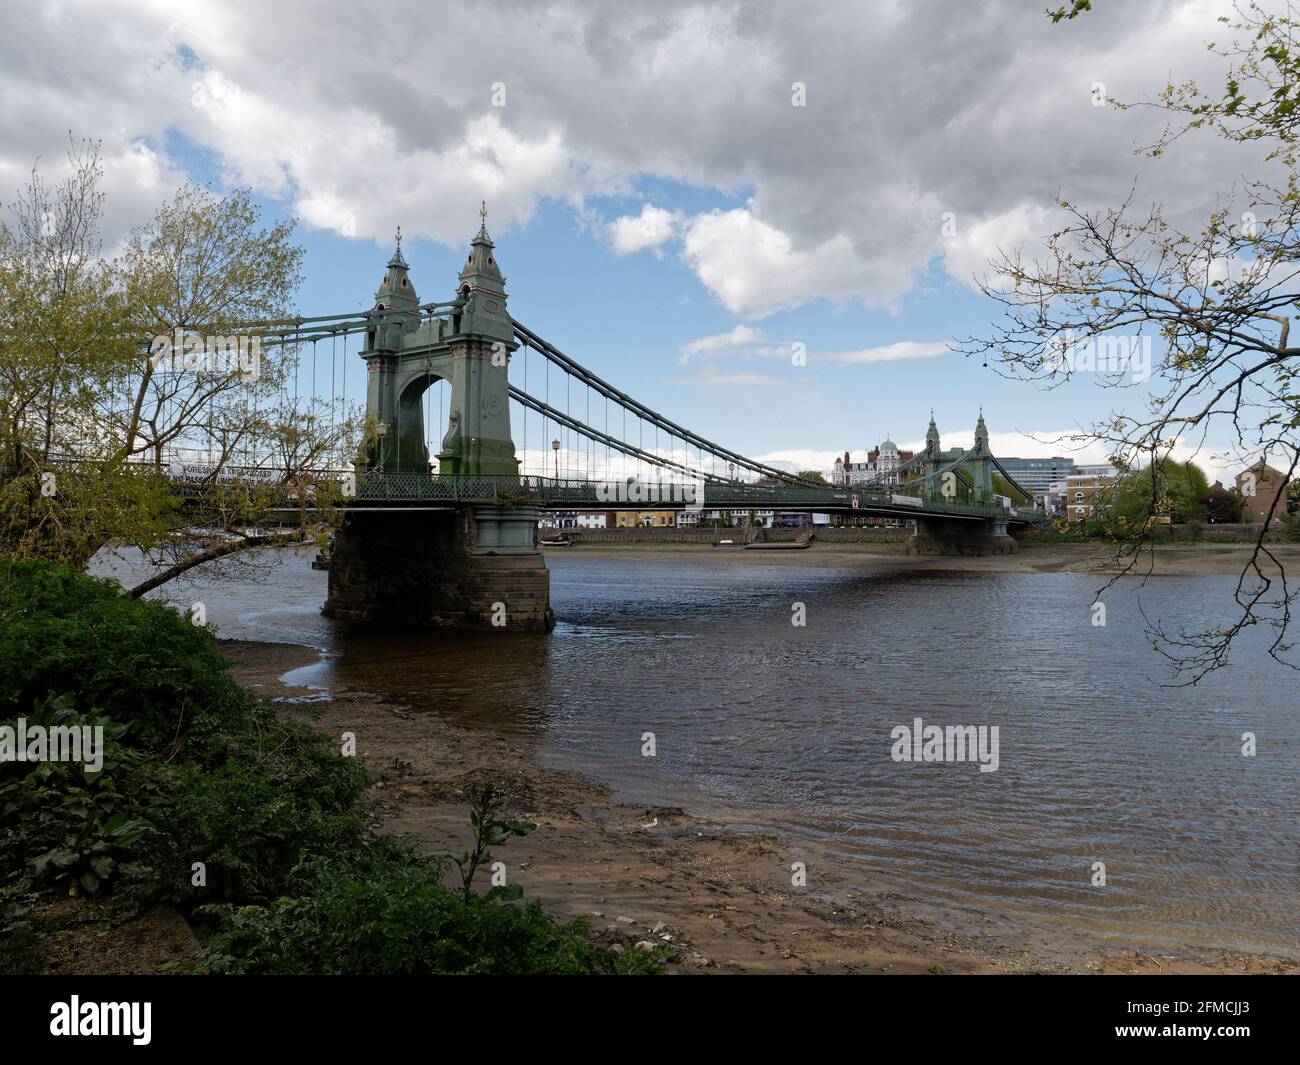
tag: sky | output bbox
[0,0,1279,481]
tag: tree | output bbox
[993,473,1034,504]
[1048,0,1093,22]
[960,2,1300,680]
[0,139,166,567]
[113,185,363,592]
[1104,460,1211,529]
[117,185,302,474]
[798,470,829,484]
[1200,484,1244,523]
[0,146,359,590]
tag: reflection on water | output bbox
[91,546,1300,958]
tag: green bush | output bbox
[0,557,269,759]
[0,694,161,897]
[197,839,662,975]
[165,754,366,904]
[1022,525,1099,544]
[0,559,653,974]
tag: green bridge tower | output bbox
[323,211,554,631]
[909,411,1015,555]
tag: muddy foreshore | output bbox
[221,537,1298,977]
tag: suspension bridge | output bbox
[150,211,1044,630]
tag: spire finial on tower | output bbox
[388,225,408,267]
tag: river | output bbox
[91,546,1299,960]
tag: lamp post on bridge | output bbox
[727,462,737,527]
[552,437,560,480]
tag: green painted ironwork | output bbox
[511,319,818,487]
[160,222,1048,536]
[345,472,1045,521]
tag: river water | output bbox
[90,547,1299,960]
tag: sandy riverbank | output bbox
[545,540,1300,577]
[222,636,1296,975]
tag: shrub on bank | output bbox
[0,558,652,975]
[0,558,272,758]
[1018,525,1101,544]
[197,837,658,975]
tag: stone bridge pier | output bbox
[906,515,1016,556]
[323,505,555,631]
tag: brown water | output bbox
[92,547,1299,959]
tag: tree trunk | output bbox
[129,530,301,597]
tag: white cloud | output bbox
[818,341,950,365]
[679,207,899,317]
[677,324,763,363]
[939,204,1057,291]
[0,0,1270,312]
[609,204,682,255]
[753,449,845,475]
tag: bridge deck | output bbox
[158,465,1043,521]
[339,473,1043,522]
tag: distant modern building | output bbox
[996,457,1076,495]
[1074,463,1122,478]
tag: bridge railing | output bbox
[347,473,1029,517]
[352,473,596,503]
[47,459,1049,520]
[1011,505,1047,522]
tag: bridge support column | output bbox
[322,505,555,631]
[906,517,1016,556]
